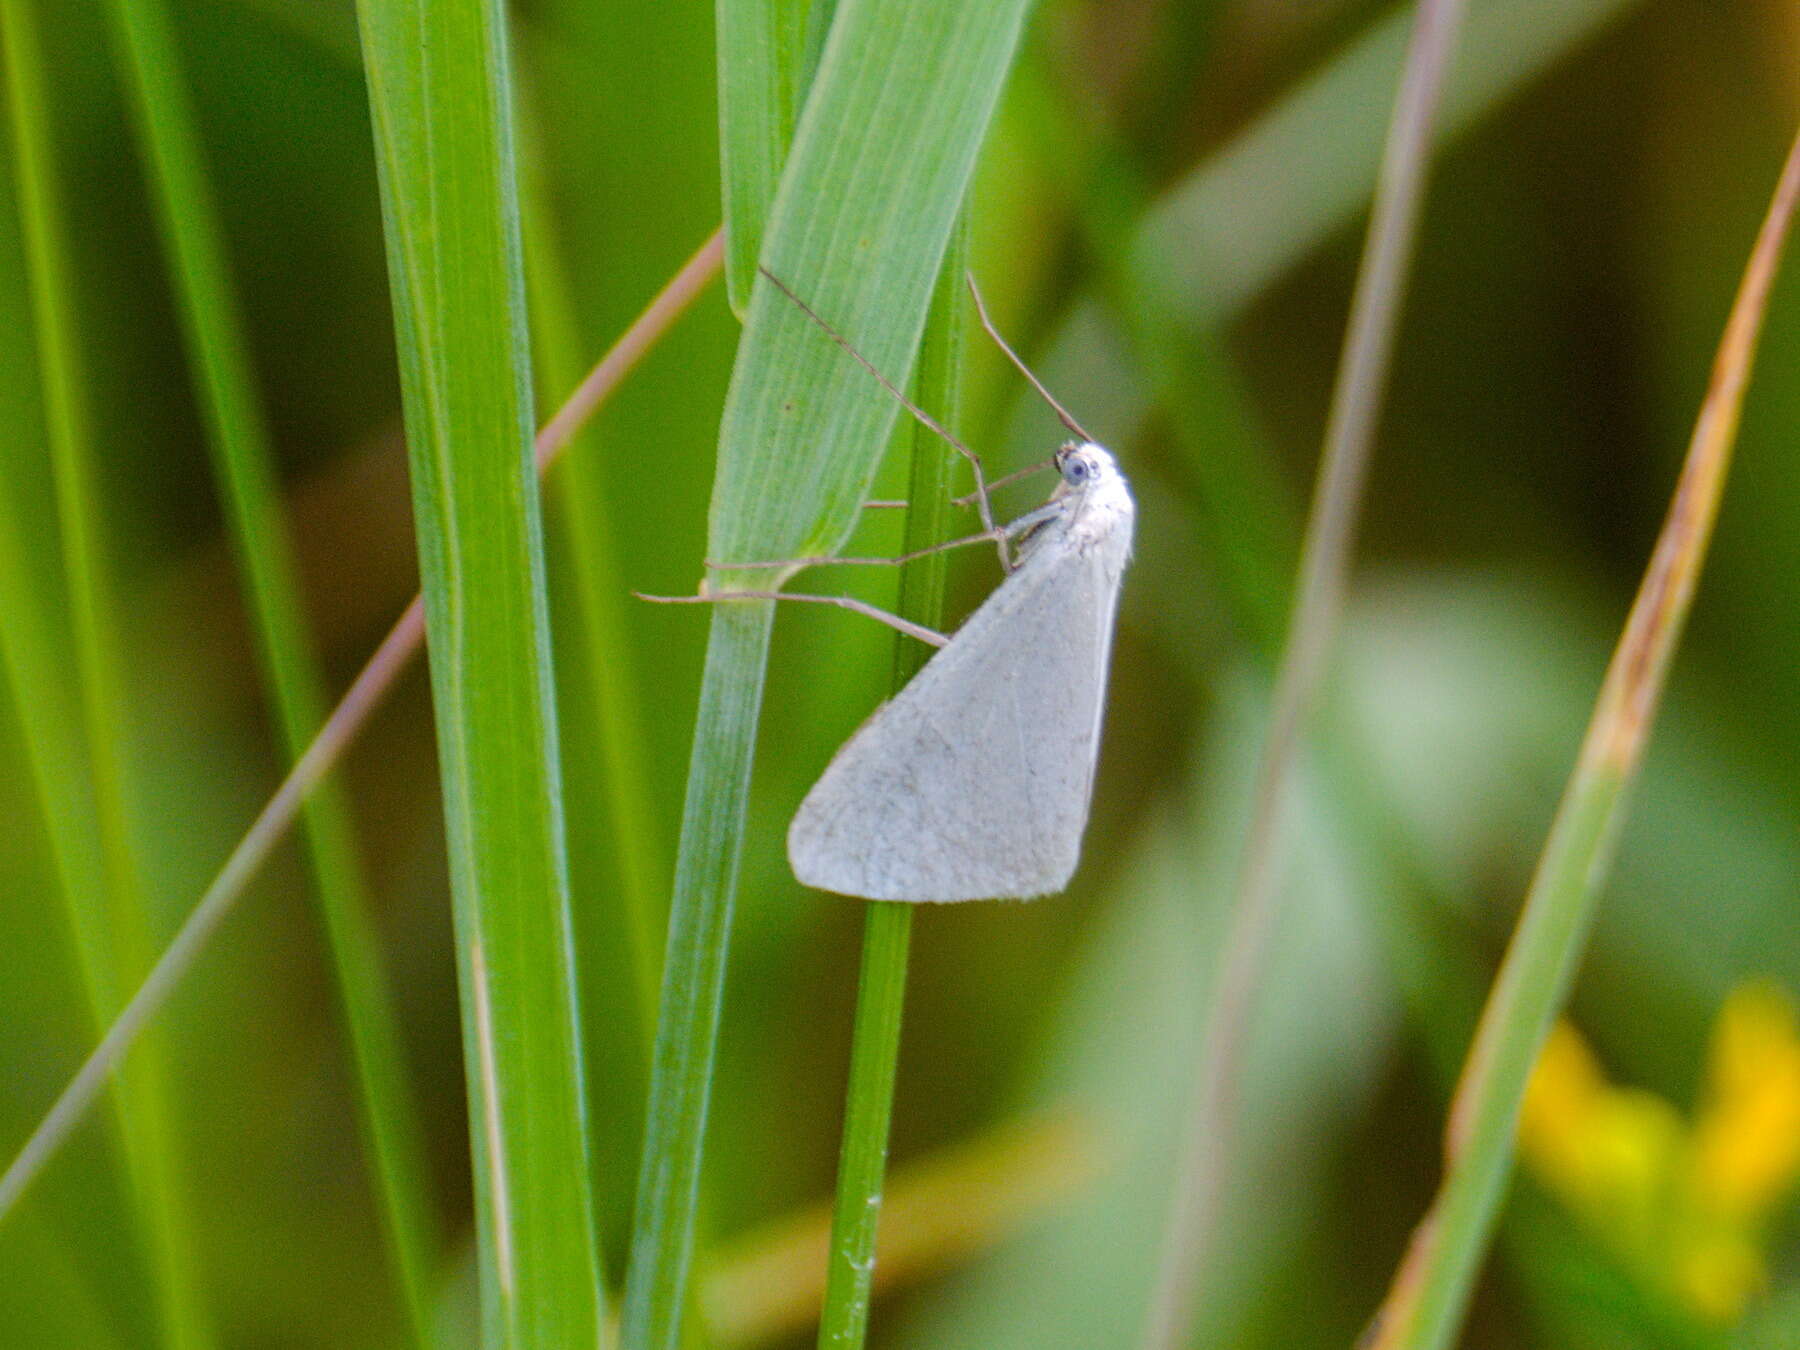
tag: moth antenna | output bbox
[758,265,1005,561]
[964,271,1095,444]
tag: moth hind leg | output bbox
[634,589,949,648]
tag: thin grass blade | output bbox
[711,1113,1093,1347]
[1365,124,1800,1350]
[814,221,967,1350]
[1147,0,1470,1338]
[0,165,169,1350]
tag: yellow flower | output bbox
[1520,1029,1682,1256]
[1518,1023,1606,1193]
[1518,980,1800,1324]
[1691,982,1800,1219]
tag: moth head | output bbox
[1055,441,1112,489]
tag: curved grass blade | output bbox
[0,2,210,1343]
[1365,124,1800,1350]
[99,0,440,1339]
[622,3,1031,1345]
[716,0,837,314]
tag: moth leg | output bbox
[705,498,1059,577]
[707,524,1012,573]
[635,590,950,648]
[951,459,1053,507]
[1001,501,1063,537]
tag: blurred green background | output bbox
[3,0,1799,1346]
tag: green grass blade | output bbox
[100,2,441,1341]
[1366,127,1800,1350]
[0,3,210,1344]
[716,0,835,314]
[623,4,1030,1345]
[355,0,604,1343]
[814,225,967,1350]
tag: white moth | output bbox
[789,439,1134,902]
[644,270,1136,900]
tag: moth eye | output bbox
[1068,458,1090,482]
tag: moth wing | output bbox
[788,535,1126,901]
